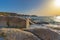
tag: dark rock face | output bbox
[0,28,40,40]
[25,28,60,40]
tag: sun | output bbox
[54,0,60,7]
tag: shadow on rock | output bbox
[25,28,60,40]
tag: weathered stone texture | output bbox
[0,28,40,40]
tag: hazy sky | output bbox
[0,0,60,16]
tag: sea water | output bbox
[0,37,4,40]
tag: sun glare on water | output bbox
[54,16,60,22]
[56,16,60,20]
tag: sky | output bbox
[0,0,41,12]
[0,0,60,16]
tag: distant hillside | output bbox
[0,12,17,16]
[0,12,38,17]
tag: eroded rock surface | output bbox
[0,28,40,40]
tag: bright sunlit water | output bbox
[54,16,60,22]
